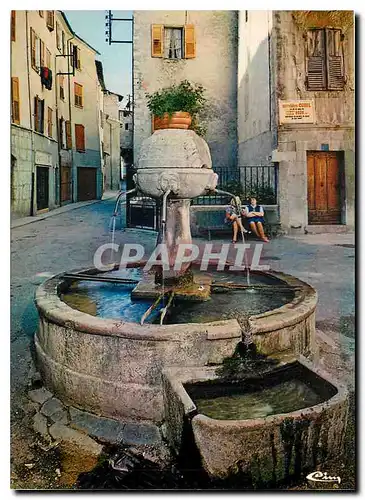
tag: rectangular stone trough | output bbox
[162,357,348,485]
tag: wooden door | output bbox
[307,152,342,224]
[77,167,97,201]
[61,166,71,203]
[36,166,49,211]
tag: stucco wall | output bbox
[237,10,274,166]
[133,10,238,169]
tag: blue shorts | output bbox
[247,216,264,223]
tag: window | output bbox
[39,11,44,18]
[125,123,129,130]
[74,83,83,108]
[75,124,85,152]
[66,120,72,149]
[123,110,129,117]
[46,11,54,31]
[11,77,20,124]
[71,44,81,70]
[62,31,65,54]
[11,11,16,42]
[306,28,345,91]
[40,39,45,67]
[164,28,183,59]
[47,107,53,137]
[56,22,61,50]
[59,117,64,148]
[46,48,51,69]
[151,24,196,59]
[34,96,45,133]
[30,28,39,70]
[59,75,65,100]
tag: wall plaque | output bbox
[279,100,315,124]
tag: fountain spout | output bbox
[113,188,137,216]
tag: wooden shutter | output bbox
[46,11,54,31]
[56,22,60,49]
[184,25,196,59]
[39,99,45,133]
[74,83,83,107]
[34,97,38,131]
[47,107,52,137]
[30,28,36,69]
[326,28,344,90]
[306,29,326,90]
[46,48,51,69]
[75,124,85,152]
[77,47,81,69]
[151,25,163,57]
[65,120,72,149]
[59,75,65,100]
[40,39,45,67]
[11,77,20,124]
[11,11,16,42]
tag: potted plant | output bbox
[146,80,206,132]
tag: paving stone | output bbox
[48,409,68,425]
[69,407,124,444]
[33,412,49,437]
[49,423,103,456]
[28,387,53,405]
[40,397,65,418]
[122,422,162,446]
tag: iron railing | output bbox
[192,165,278,205]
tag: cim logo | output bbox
[306,471,341,486]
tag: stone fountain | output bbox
[34,128,348,486]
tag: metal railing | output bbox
[192,165,278,205]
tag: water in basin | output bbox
[60,267,294,323]
[192,379,325,420]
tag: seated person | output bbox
[225,196,247,243]
[243,196,269,243]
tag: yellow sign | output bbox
[279,100,315,124]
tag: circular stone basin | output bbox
[34,264,317,423]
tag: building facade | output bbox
[133,10,238,169]
[11,10,103,217]
[237,10,354,232]
[133,10,354,233]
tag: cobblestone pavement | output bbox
[10,197,355,488]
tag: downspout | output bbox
[25,10,36,216]
[55,46,61,207]
[66,34,75,202]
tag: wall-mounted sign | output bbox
[279,100,315,124]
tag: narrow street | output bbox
[11,198,355,488]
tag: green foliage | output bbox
[146,80,207,131]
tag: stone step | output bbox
[304,225,352,234]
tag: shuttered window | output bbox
[34,96,45,133]
[59,75,65,100]
[47,107,53,137]
[66,120,72,149]
[306,28,344,91]
[11,77,20,124]
[46,11,54,31]
[74,83,83,108]
[30,28,36,69]
[184,25,196,59]
[75,124,85,152]
[46,48,51,69]
[62,31,65,54]
[40,39,45,67]
[11,11,16,42]
[56,22,61,50]
[59,117,64,148]
[151,24,196,59]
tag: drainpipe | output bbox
[55,47,61,207]
[66,34,75,202]
[25,10,36,216]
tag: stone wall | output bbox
[273,11,355,231]
[133,10,238,169]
